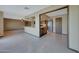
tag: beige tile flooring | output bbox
[0,30,75,53]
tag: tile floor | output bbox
[0,30,75,53]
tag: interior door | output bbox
[48,20,53,32]
[56,17,62,34]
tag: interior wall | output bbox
[24,13,40,37]
[53,17,56,32]
[0,11,4,36]
[69,6,79,51]
[4,18,25,31]
[62,14,67,34]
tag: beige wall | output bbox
[62,14,67,34]
[24,13,40,37]
[4,18,25,30]
[0,11,4,36]
[53,17,56,32]
[69,6,79,51]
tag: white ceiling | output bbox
[0,5,49,19]
[46,8,67,16]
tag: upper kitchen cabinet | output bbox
[0,11,4,36]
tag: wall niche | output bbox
[23,16,35,27]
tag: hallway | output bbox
[0,30,74,53]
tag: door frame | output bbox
[39,5,78,52]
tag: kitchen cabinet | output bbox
[40,24,47,36]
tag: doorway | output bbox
[40,6,68,37]
[56,17,62,34]
[48,20,53,32]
